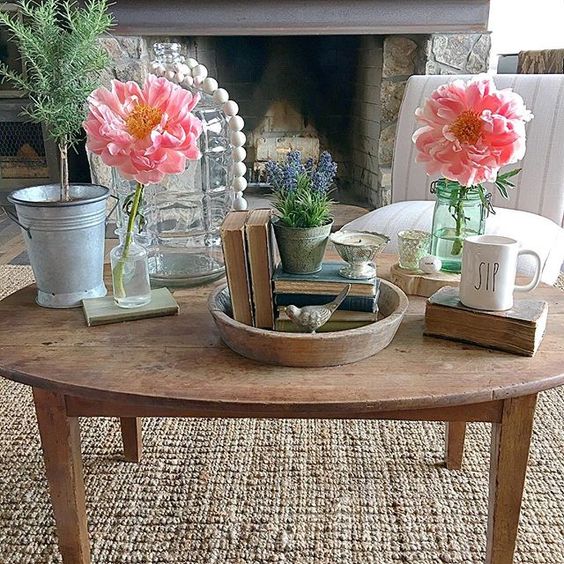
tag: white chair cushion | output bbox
[344,202,564,285]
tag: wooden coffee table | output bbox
[0,255,562,564]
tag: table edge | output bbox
[2,364,563,416]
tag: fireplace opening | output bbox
[213,36,360,189]
[171,34,429,208]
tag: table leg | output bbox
[120,417,143,462]
[486,395,537,564]
[33,389,91,564]
[445,421,467,470]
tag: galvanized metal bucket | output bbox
[7,184,109,308]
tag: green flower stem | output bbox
[113,182,144,298]
[451,185,468,256]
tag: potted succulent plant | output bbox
[0,0,113,307]
[266,150,337,274]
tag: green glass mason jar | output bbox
[430,180,487,273]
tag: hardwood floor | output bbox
[0,209,27,266]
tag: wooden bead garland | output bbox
[203,78,218,94]
[228,116,245,131]
[233,192,248,210]
[232,162,247,177]
[233,176,247,191]
[223,100,239,116]
[213,88,229,104]
[192,64,208,79]
[232,147,246,162]
[150,54,247,210]
[230,131,246,147]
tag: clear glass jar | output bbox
[138,42,233,287]
[430,180,486,273]
[110,232,152,308]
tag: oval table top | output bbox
[1,256,563,416]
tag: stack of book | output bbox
[220,209,276,329]
[220,213,381,333]
[273,262,380,332]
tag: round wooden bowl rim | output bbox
[208,279,409,339]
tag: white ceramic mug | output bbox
[459,235,542,311]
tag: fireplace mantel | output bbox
[110,0,490,36]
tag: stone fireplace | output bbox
[92,1,491,208]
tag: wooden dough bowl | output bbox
[208,280,409,367]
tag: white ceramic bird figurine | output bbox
[285,284,352,333]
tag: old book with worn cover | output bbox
[272,262,377,297]
[424,286,548,357]
[274,319,373,333]
[277,307,378,323]
[245,208,275,329]
[82,288,179,326]
[220,211,253,326]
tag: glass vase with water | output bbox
[110,231,152,308]
[430,179,487,273]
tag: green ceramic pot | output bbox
[272,218,333,274]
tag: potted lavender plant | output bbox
[266,150,337,274]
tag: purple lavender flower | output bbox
[265,160,284,191]
[266,149,337,193]
[311,151,337,193]
[317,151,338,179]
[283,168,298,191]
[286,150,302,168]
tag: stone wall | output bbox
[426,33,492,76]
[349,36,383,207]
[343,32,490,208]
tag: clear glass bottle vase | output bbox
[430,180,486,273]
[139,41,233,287]
[110,231,152,309]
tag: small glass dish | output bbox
[397,230,432,271]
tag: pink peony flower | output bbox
[84,75,202,185]
[412,77,533,186]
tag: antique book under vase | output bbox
[82,288,178,326]
[424,286,548,356]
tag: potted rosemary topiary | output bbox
[266,150,336,274]
[1,0,113,308]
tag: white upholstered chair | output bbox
[345,74,564,284]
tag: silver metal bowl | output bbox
[330,230,390,279]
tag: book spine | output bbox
[246,217,275,329]
[277,308,378,322]
[275,320,372,332]
[221,218,253,326]
[274,293,377,313]
[273,284,375,298]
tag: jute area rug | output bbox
[0,266,562,564]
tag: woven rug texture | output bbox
[0,266,563,563]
